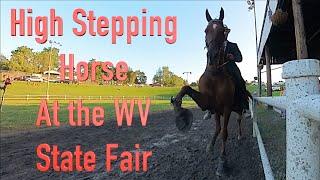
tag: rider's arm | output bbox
[232,43,242,62]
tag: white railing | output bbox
[252,59,320,180]
[2,95,192,101]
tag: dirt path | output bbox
[0,109,264,180]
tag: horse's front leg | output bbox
[216,108,232,176]
[206,113,221,154]
[175,85,210,111]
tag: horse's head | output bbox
[4,78,11,85]
[205,8,226,65]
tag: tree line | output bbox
[1,46,187,86]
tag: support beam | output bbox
[257,64,263,97]
[265,46,272,97]
[265,46,272,99]
[292,0,308,59]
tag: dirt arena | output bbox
[0,109,264,180]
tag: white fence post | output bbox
[252,99,257,137]
[282,59,320,180]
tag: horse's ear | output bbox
[219,7,224,21]
[206,9,212,22]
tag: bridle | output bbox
[205,20,229,70]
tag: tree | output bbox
[153,68,163,84]
[125,68,137,85]
[135,70,147,84]
[162,66,173,86]
[35,47,59,73]
[0,53,9,70]
[8,46,59,73]
[8,46,35,72]
[170,74,185,87]
[87,58,104,84]
[152,66,185,87]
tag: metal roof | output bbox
[257,0,320,65]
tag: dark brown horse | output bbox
[171,8,251,176]
[0,78,11,91]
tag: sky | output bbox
[0,0,282,84]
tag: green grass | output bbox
[5,81,181,97]
[256,105,286,180]
[246,84,281,96]
[0,82,280,131]
[4,82,278,99]
[1,82,196,131]
[0,100,195,131]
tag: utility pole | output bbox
[46,40,62,100]
[183,72,192,85]
[247,0,261,97]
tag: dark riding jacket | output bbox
[225,41,248,109]
[225,41,242,62]
[224,41,245,87]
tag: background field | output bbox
[0,82,279,132]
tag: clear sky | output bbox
[1,0,281,84]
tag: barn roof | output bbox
[257,0,320,65]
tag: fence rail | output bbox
[2,95,192,101]
[252,59,320,180]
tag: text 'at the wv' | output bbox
[35,98,151,127]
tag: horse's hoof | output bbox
[175,108,193,132]
[215,165,225,177]
[216,158,226,177]
[206,143,213,154]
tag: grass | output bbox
[5,81,181,97]
[0,82,279,131]
[256,105,286,180]
[246,84,281,96]
[4,82,277,98]
[0,100,195,131]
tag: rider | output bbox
[203,25,248,120]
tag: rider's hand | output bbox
[227,53,234,60]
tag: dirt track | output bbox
[0,108,264,180]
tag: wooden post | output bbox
[257,63,263,97]
[265,46,272,97]
[292,0,308,59]
[257,66,262,97]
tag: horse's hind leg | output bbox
[175,85,210,110]
[206,113,221,154]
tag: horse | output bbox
[0,78,11,91]
[171,8,251,176]
[0,78,11,111]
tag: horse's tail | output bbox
[246,90,253,100]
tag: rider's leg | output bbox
[226,63,249,109]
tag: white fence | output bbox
[252,59,320,180]
[2,95,193,102]
[3,95,170,101]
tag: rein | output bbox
[217,60,230,69]
[206,41,229,71]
